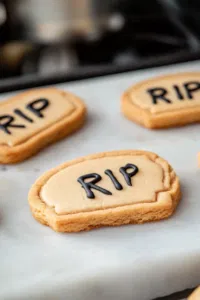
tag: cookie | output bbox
[121,72,200,129]
[28,150,181,232]
[189,286,200,300]
[0,88,86,163]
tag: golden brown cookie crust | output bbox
[188,286,200,300]
[0,88,86,164]
[121,72,200,129]
[28,150,181,232]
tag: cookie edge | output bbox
[188,286,200,300]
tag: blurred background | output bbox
[1,0,200,92]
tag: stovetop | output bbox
[1,0,200,93]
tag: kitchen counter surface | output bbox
[1,60,200,300]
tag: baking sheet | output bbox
[1,61,200,300]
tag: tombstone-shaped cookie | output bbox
[29,150,181,232]
[0,88,86,163]
[121,72,200,129]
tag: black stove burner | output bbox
[1,0,200,93]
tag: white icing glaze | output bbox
[131,73,200,114]
[40,155,168,215]
[0,88,75,146]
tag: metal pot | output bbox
[5,0,123,43]
[0,2,6,27]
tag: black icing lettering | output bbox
[147,87,171,104]
[184,81,200,99]
[0,115,25,135]
[120,163,139,186]
[77,173,112,199]
[14,109,33,123]
[173,85,184,100]
[26,98,49,118]
[105,169,123,190]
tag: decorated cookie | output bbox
[121,72,200,128]
[0,88,86,163]
[188,286,200,300]
[28,150,181,232]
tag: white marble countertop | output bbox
[1,60,200,300]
